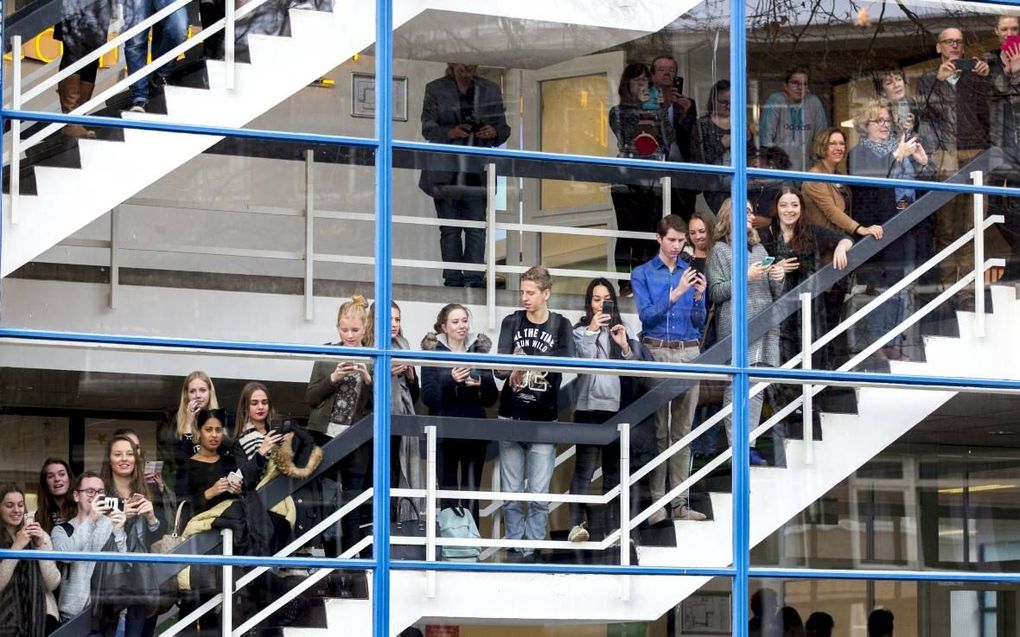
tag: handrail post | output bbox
[225,0,235,90]
[110,207,120,309]
[486,163,497,330]
[425,425,437,597]
[660,176,671,218]
[221,528,233,635]
[800,292,813,465]
[10,35,22,226]
[971,170,985,338]
[618,422,631,601]
[304,150,315,321]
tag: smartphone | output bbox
[673,75,684,95]
[953,58,977,72]
[227,470,243,486]
[23,512,34,525]
[103,496,121,512]
[602,299,616,317]
[144,460,163,475]
[469,368,481,382]
[758,256,776,267]
[1002,34,1020,53]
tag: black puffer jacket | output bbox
[420,333,498,418]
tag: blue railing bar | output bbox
[0,548,376,569]
[6,327,1020,392]
[747,567,1020,583]
[372,0,393,636]
[392,138,733,176]
[390,560,735,577]
[730,0,750,631]
[0,109,379,150]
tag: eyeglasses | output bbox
[77,488,105,497]
[869,118,893,125]
[939,38,964,46]
[787,80,807,88]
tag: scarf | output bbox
[0,544,47,637]
[860,136,917,203]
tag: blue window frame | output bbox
[5,1,1020,635]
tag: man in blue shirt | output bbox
[631,214,707,523]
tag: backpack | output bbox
[437,507,481,562]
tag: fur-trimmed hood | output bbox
[274,428,323,479]
[420,332,492,353]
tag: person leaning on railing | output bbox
[707,199,788,467]
[421,303,497,523]
[848,98,933,362]
[0,483,61,634]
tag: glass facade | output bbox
[3,0,1020,635]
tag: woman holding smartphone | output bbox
[421,303,497,520]
[170,371,221,493]
[97,435,162,636]
[51,471,127,622]
[567,279,640,543]
[708,199,789,466]
[306,294,375,558]
[0,484,61,633]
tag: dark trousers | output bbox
[338,440,373,556]
[990,190,1020,280]
[440,437,489,520]
[434,196,486,286]
[198,0,225,59]
[611,186,661,279]
[568,410,620,538]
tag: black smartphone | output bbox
[602,300,616,317]
[469,368,481,382]
[673,75,684,95]
[954,58,977,72]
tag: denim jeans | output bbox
[499,436,556,553]
[123,0,188,104]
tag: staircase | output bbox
[0,0,690,278]
[276,283,1020,635]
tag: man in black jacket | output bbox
[419,63,511,288]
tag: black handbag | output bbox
[390,498,429,561]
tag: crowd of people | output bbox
[747,589,897,637]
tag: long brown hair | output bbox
[772,184,811,252]
[236,382,276,432]
[36,458,75,534]
[0,484,26,547]
[100,435,151,500]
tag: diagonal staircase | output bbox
[0,0,692,278]
[288,283,1020,635]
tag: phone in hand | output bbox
[469,368,481,382]
[673,76,684,95]
[758,256,776,267]
[1003,34,1020,53]
[953,58,977,72]
[23,512,34,525]
[601,300,616,318]
[227,470,243,487]
[103,496,122,512]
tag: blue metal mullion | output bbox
[731,0,750,634]
[372,0,393,635]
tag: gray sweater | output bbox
[52,515,126,620]
[572,324,636,412]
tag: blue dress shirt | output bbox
[631,255,707,342]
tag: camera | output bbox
[953,58,977,72]
[462,114,482,134]
[601,299,616,318]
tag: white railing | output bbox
[162,487,374,636]
[7,0,258,214]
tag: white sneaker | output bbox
[128,103,146,114]
[567,524,589,543]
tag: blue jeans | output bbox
[123,0,188,104]
[499,438,556,553]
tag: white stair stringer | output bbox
[316,285,1020,635]
[1,0,694,278]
